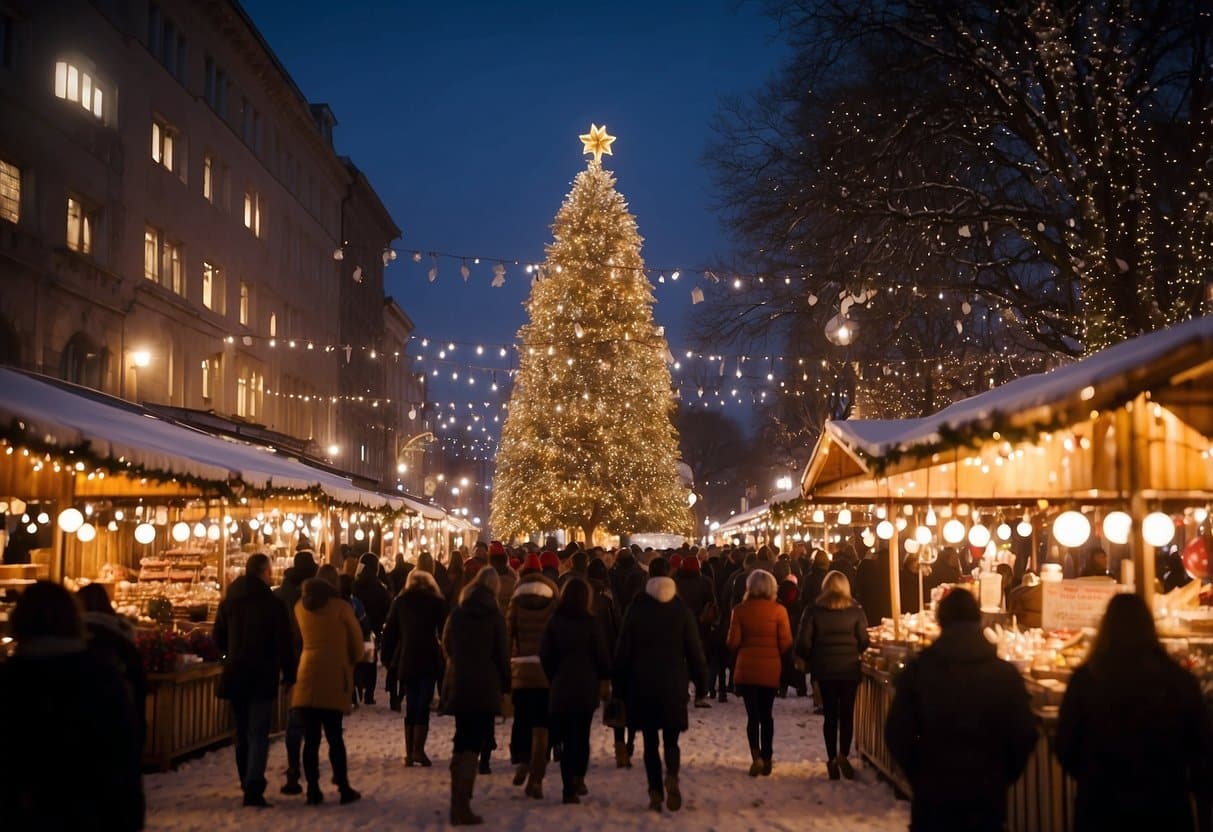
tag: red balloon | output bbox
[1182,536,1210,580]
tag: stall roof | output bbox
[717,488,801,531]
[0,368,408,511]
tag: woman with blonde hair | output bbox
[726,569,792,776]
[381,568,448,767]
[795,570,870,780]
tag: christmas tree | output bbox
[491,125,693,543]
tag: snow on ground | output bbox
[145,693,909,831]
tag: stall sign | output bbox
[1041,579,1127,630]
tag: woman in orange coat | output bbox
[292,564,365,806]
[726,569,792,776]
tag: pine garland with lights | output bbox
[491,153,693,542]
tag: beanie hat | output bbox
[670,554,684,570]
[294,550,317,576]
[679,556,701,575]
[509,556,523,572]
[540,551,560,571]
[522,554,543,573]
[358,552,378,569]
[937,587,981,628]
[489,540,506,557]
[587,558,608,582]
[648,556,670,578]
[464,559,485,581]
[296,537,314,552]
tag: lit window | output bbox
[269,312,276,337]
[239,281,249,325]
[67,197,96,255]
[163,241,183,294]
[243,188,263,237]
[0,159,18,223]
[151,118,175,171]
[202,261,222,311]
[202,153,213,202]
[201,357,211,400]
[143,226,160,280]
[54,60,106,120]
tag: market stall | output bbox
[799,315,1213,832]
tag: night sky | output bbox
[241,0,787,443]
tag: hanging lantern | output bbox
[860,528,875,548]
[968,523,991,548]
[996,523,1012,541]
[354,528,366,541]
[904,538,920,554]
[76,523,97,543]
[1052,511,1092,548]
[925,506,938,527]
[171,521,190,543]
[895,517,908,532]
[1142,512,1176,547]
[207,524,221,541]
[914,525,933,545]
[876,520,895,540]
[811,508,825,523]
[281,519,296,534]
[837,508,852,526]
[134,523,156,544]
[1101,511,1132,545]
[57,507,85,533]
[942,519,966,544]
[192,522,206,539]
[1016,519,1033,538]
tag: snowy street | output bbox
[145,694,909,831]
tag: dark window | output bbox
[147,3,161,55]
[60,332,107,389]
[0,14,14,70]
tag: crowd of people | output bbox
[1,536,1211,831]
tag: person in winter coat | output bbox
[900,552,924,615]
[796,570,870,780]
[507,568,559,798]
[1057,593,1213,832]
[609,550,645,619]
[673,555,717,707]
[0,581,144,830]
[386,551,413,597]
[489,548,518,610]
[614,557,709,814]
[829,545,859,591]
[1008,572,1043,628]
[353,552,391,705]
[854,545,893,621]
[78,583,147,747]
[442,567,510,826]
[775,574,808,697]
[214,554,297,807]
[381,569,448,767]
[540,577,612,804]
[886,589,1036,831]
[925,546,963,592]
[273,546,317,795]
[727,569,793,776]
[292,564,364,806]
[589,558,634,768]
[802,550,830,603]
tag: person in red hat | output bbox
[521,554,543,575]
[669,554,684,571]
[539,552,560,583]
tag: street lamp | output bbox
[327,444,340,457]
[130,350,151,368]
[775,476,793,492]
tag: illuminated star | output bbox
[579,123,616,164]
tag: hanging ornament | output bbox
[491,262,506,287]
[1181,535,1210,580]
[460,261,470,282]
[352,265,363,283]
[574,323,584,339]
[411,251,422,262]
[332,247,344,261]
[690,286,704,304]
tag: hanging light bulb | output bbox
[134,523,156,544]
[281,519,296,535]
[914,525,933,545]
[1016,519,1033,537]
[57,507,84,533]
[76,523,97,543]
[354,528,366,541]
[968,523,991,548]
[942,519,966,544]
[207,524,222,542]
[996,523,1012,541]
[171,522,190,543]
[1142,512,1175,547]
[925,506,938,527]
[811,509,825,523]
[876,520,895,540]
[192,522,207,539]
[1102,511,1132,545]
[837,508,852,526]
[895,516,908,531]
[1052,511,1092,548]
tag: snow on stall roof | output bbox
[0,368,402,510]
[717,487,801,530]
[827,315,1213,460]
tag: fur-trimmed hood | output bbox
[301,577,340,611]
[645,576,677,603]
[512,573,558,611]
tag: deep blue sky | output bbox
[242,0,787,443]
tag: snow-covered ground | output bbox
[145,694,909,830]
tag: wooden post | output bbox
[1128,397,1154,605]
[888,501,902,636]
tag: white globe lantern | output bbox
[57,507,84,534]
[1101,511,1132,545]
[354,528,366,542]
[171,521,190,543]
[206,524,222,542]
[248,518,261,531]
[996,523,1012,542]
[1142,512,1176,547]
[904,538,920,555]
[837,508,852,526]
[134,523,156,544]
[942,519,966,544]
[811,509,825,523]
[875,520,895,540]
[860,529,875,548]
[895,516,908,532]
[76,523,97,543]
[1016,519,1033,538]
[1052,511,1092,548]
[968,523,991,548]
[914,525,933,545]
[192,522,207,539]
[281,519,296,535]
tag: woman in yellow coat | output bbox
[292,564,364,806]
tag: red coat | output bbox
[727,598,792,688]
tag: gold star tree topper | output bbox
[579,123,616,164]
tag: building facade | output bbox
[0,0,415,486]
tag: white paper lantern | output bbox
[904,538,920,554]
[1101,511,1132,545]
[837,508,852,526]
[925,506,938,527]
[310,516,322,530]
[106,520,118,532]
[248,518,261,530]
[1016,520,1033,538]
[76,523,97,543]
[895,517,908,531]
[206,524,222,542]
[57,507,84,533]
[876,520,895,540]
[942,519,966,544]
[1052,511,1091,548]
[171,521,190,543]
[262,524,274,536]
[860,529,875,548]
[281,519,296,534]
[1142,512,1176,547]
[134,523,156,544]
[968,523,991,548]
[354,528,366,541]
[914,525,933,545]
[811,509,825,523]
[193,522,206,539]
[996,523,1012,541]
[36,512,50,525]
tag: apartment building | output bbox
[0,0,415,485]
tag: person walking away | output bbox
[386,550,413,597]
[353,552,391,705]
[727,569,793,776]
[506,565,559,797]
[489,543,518,610]
[1057,593,1213,832]
[442,567,510,825]
[674,554,718,708]
[214,554,297,807]
[775,573,807,697]
[614,557,708,813]
[292,564,364,806]
[854,545,893,622]
[0,581,144,830]
[540,577,611,803]
[275,544,317,794]
[886,589,1036,831]
[381,568,448,767]
[78,582,148,747]
[589,557,634,768]
[796,570,870,779]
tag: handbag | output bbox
[602,698,627,728]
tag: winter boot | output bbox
[513,762,529,787]
[305,783,324,806]
[826,758,841,780]
[576,777,588,796]
[837,755,855,780]
[665,773,682,811]
[414,725,433,767]
[648,788,664,812]
[525,727,549,799]
[478,747,492,775]
[614,741,630,769]
[338,784,362,805]
[761,757,773,777]
[450,752,484,825]
[404,722,416,766]
[280,769,303,796]
[748,748,763,777]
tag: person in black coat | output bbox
[441,567,510,826]
[0,581,144,830]
[381,569,448,767]
[214,553,298,807]
[796,570,870,779]
[78,583,148,746]
[608,550,645,619]
[540,577,611,804]
[353,553,391,705]
[1057,593,1213,832]
[589,557,635,768]
[854,545,893,622]
[613,557,708,814]
[829,544,859,594]
[673,556,717,706]
[272,546,316,795]
[386,552,414,597]
[886,589,1037,831]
